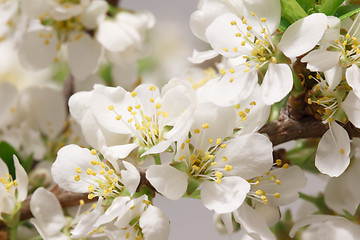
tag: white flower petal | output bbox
[18,28,58,70]
[188,49,219,64]
[201,176,250,214]
[234,203,276,240]
[95,196,130,226]
[206,13,253,58]
[140,205,170,240]
[30,187,67,236]
[242,0,280,35]
[216,133,273,180]
[146,165,188,200]
[289,215,346,238]
[14,155,28,201]
[68,32,102,80]
[51,145,103,193]
[254,203,280,227]
[71,198,104,238]
[278,13,328,58]
[315,122,350,177]
[101,143,138,165]
[301,50,341,72]
[324,64,343,91]
[342,91,360,128]
[346,65,360,99]
[0,158,9,178]
[121,161,140,196]
[261,63,293,105]
[81,0,108,30]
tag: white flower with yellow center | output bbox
[86,83,195,162]
[200,0,328,105]
[18,0,107,80]
[302,13,360,100]
[219,164,306,240]
[51,144,140,200]
[146,103,273,214]
[0,155,28,221]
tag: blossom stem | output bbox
[9,225,18,240]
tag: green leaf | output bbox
[319,0,345,15]
[186,177,201,196]
[278,17,291,32]
[280,0,308,24]
[296,0,316,12]
[170,161,187,172]
[0,141,21,179]
[335,4,360,21]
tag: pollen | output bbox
[220,69,226,74]
[282,163,289,169]
[194,128,200,134]
[202,123,209,129]
[131,91,137,97]
[216,138,222,145]
[275,179,281,185]
[260,18,266,22]
[75,167,82,173]
[339,148,345,154]
[116,115,122,120]
[208,138,213,144]
[230,20,237,25]
[108,105,114,110]
[149,85,156,91]
[229,68,235,73]
[276,159,282,166]
[91,149,97,155]
[224,165,232,171]
[79,199,85,206]
[222,157,228,162]
[275,193,280,198]
[74,175,80,181]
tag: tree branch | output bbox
[259,107,360,146]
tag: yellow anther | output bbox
[155,103,162,109]
[229,77,234,82]
[215,171,223,178]
[215,178,222,184]
[241,41,246,46]
[126,232,130,239]
[261,28,266,34]
[250,11,255,16]
[244,69,250,73]
[235,33,241,37]
[220,144,227,148]
[86,168,92,175]
[149,97,154,103]
[194,128,200,134]
[307,98,312,105]
[131,91,137,97]
[256,190,262,195]
[163,112,169,117]
[222,157,228,162]
[275,193,280,198]
[88,193,94,199]
[247,32,252,37]
[223,48,229,52]
[131,111,137,115]
[260,195,267,201]
[101,162,106,168]
[211,162,217,166]
[275,179,281,185]
[91,149,97,155]
[135,104,141,109]
[220,69,226,74]
[250,101,256,106]
[339,148,345,154]
[282,163,289,169]
[234,104,240,109]
[79,199,85,206]
[108,105,114,110]
[231,20,237,25]
[276,159,282,166]
[116,115,122,120]
[127,118,133,123]
[260,18,266,22]
[233,47,238,52]
[74,175,80,181]
[229,68,235,73]
[247,25,252,31]
[224,165,232,171]
[181,143,185,149]
[75,167,82,173]
[271,57,277,64]
[202,123,209,129]
[88,185,94,193]
[99,169,105,175]
[245,108,251,114]
[216,138,222,145]
[13,180,18,186]
[149,86,156,91]
[242,18,247,24]
[127,106,133,112]
[208,138,213,144]
[108,169,114,175]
